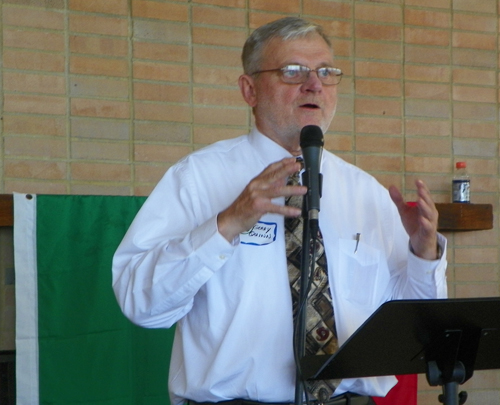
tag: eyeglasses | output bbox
[251,64,343,86]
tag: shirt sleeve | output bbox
[111,163,237,329]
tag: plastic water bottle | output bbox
[452,162,470,203]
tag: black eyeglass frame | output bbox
[250,64,343,86]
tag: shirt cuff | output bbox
[190,215,236,272]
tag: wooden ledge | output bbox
[0,195,494,232]
[435,203,493,232]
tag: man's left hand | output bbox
[389,180,439,260]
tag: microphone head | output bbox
[300,125,324,148]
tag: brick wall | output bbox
[1,0,499,403]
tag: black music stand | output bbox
[300,297,500,405]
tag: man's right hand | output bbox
[217,157,307,242]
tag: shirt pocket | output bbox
[336,238,389,309]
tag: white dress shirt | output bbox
[112,128,448,405]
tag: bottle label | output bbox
[452,179,470,203]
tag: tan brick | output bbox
[331,38,352,58]
[193,0,245,7]
[406,99,450,119]
[133,82,190,103]
[133,61,190,82]
[4,94,66,115]
[134,121,191,143]
[134,102,191,122]
[455,265,498,282]
[454,48,496,68]
[134,20,190,43]
[355,134,402,153]
[3,5,64,30]
[355,42,402,61]
[311,18,352,39]
[405,0,450,7]
[3,72,66,95]
[192,26,247,47]
[453,102,497,121]
[4,180,67,195]
[2,49,65,72]
[303,0,351,19]
[193,66,240,87]
[354,98,402,117]
[453,32,497,51]
[405,65,450,82]
[71,118,130,140]
[70,76,129,99]
[193,127,246,145]
[4,159,67,180]
[405,82,449,100]
[70,35,129,57]
[355,23,401,42]
[71,98,130,119]
[452,0,496,13]
[69,14,129,36]
[70,55,129,77]
[404,27,450,47]
[4,135,67,158]
[132,0,188,22]
[405,137,451,155]
[453,86,496,103]
[453,68,496,86]
[405,157,451,173]
[405,119,451,137]
[355,61,401,80]
[404,9,450,28]
[356,155,403,172]
[71,162,131,181]
[71,140,130,161]
[354,3,402,24]
[249,0,300,13]
[405,45,450,65]
[249,12,290,30]
[193,106,248,126]
[355,117,402,135]
[356,79,402,97]
[193,5,246,27]
[453,122,497,139]
[3,0,65,8]
[193,87,246,107]
[453,14,497,32]
[3,28,64,52]
[134,42,189,63]
[324,133,353,152]
[69,0,128,15]
[134,144,192,163]
[71,184,132,196]
[135,164,170,183]
[327,115,353,133]
[3,115,66,136]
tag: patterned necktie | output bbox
[285,160,341,401]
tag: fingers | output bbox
[217,157,307,242]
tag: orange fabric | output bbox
[372,374,417,405]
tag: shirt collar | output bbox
[247,127,294,167]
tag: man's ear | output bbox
[238,74,258,107]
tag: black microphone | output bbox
[300,125,324,235]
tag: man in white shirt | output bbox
[112,17,447,405]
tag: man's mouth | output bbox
[300,103,320,109]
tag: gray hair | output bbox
[241,17,332,75]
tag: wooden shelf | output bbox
[0,194,13,227]
[436,203,493,232]
[0,195,494,232]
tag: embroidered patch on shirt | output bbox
[240,221,277,246]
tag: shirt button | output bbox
[219,254,226,260]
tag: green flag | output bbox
[14,194,174,405]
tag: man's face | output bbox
[241,33,339,154]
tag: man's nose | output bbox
[302,70,323,91]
